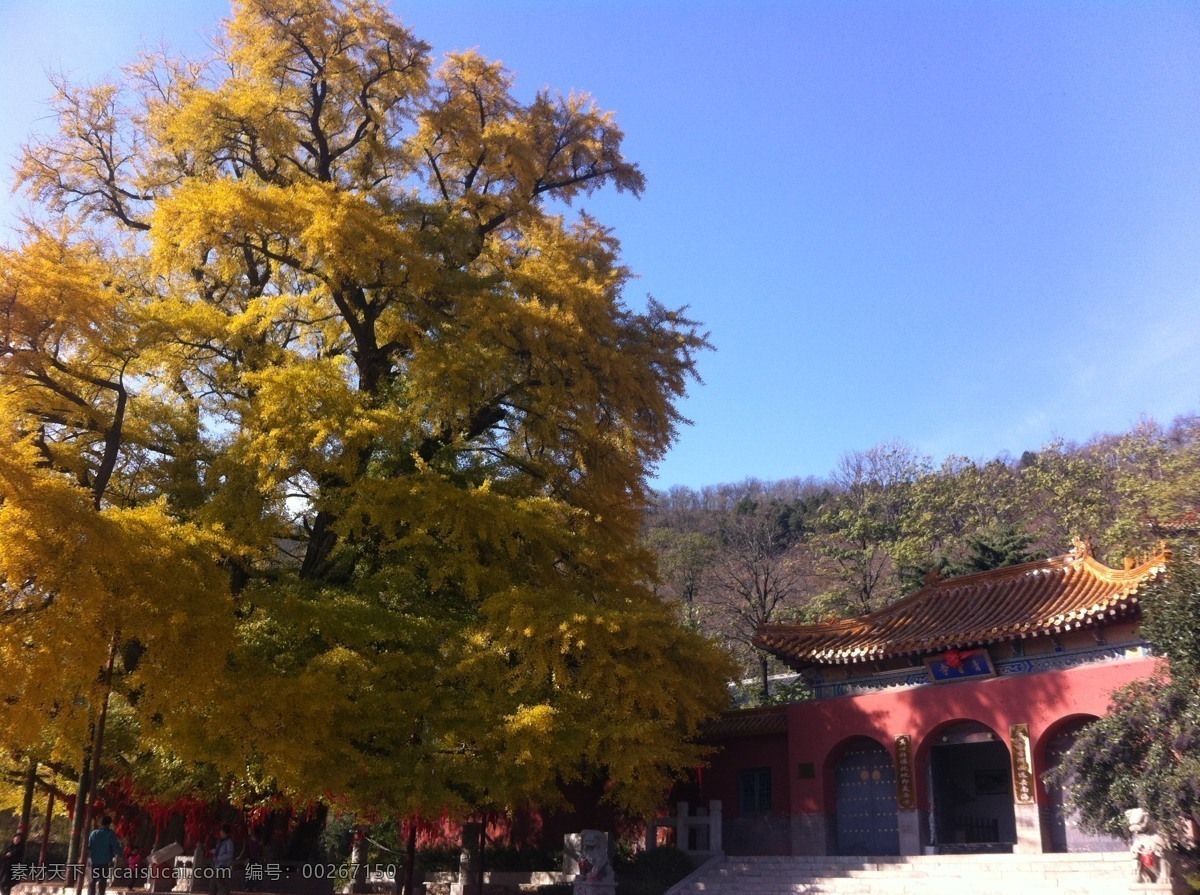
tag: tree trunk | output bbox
[76,634,119,894]
[457,823,481,895]
[65,753,90,884]
[39,787,56,865]
[401,818,416,895]
[759,655,770,704]
[20,758,37,836]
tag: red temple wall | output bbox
[699,731,790,818]
[783,655,1162,815]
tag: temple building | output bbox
[689,538,1167,857]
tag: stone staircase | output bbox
[667,852,1138,895]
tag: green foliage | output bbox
[1017,441,1114,551]
[811,442,931,612]
[1054,673,1200,845]
[1056,553,1200,846]
[644,529,716,630]
[1142,549,1200,678]
[644,415,1200,673]
[951,524,1043,575]
[899,523,1043,592]
[615,846,694,895]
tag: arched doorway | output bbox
[833,738,899,855]
[1041,717,1123,852]
[928,721,1016,852]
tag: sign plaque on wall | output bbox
[1009,723,1035,804]
[922,649,996,683]
[894,735,916,809]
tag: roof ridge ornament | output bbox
[1070,535,1096,560]
[924,566,943,586]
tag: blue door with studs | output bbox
[834,740,900,855]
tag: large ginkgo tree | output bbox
[0,0,731,840]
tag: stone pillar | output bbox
[563,833,583,877]
[1012,803,1042,854]
[709,801,723,855]
[898,810,923,856]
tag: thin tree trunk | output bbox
[39,787,56,865]
[76,633,119,895]
[65,754,90,884]
[760,655,770,703]
[401,818,416,895]
[20,758,37,835]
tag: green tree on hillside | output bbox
[645,528,716,630]
[811,443,930,612]
[900,523,1044,590]
[643,422,1200,661]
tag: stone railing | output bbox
[647,801,722,856]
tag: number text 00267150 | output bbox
[299,865,397,879]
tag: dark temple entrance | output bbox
[929,721,1016,853]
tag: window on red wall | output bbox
[738,768,772,815]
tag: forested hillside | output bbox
[645,415,1200,699]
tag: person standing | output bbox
[211,825,234,895]
[0,831,25,895]
[87,817,121,895]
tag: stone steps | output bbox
[667,852,1134,895]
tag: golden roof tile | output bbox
[754,543,1166,668]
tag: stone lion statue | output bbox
[577,830,613,883]
[1126,807,1168,884]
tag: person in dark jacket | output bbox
[0,832,26,895]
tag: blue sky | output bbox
[2,1,1199,489]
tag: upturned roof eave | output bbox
[757,547,1165,668]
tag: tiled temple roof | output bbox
[702,706,789,739]
[754,539,1167,668]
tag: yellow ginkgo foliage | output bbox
[1,0,732,827]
